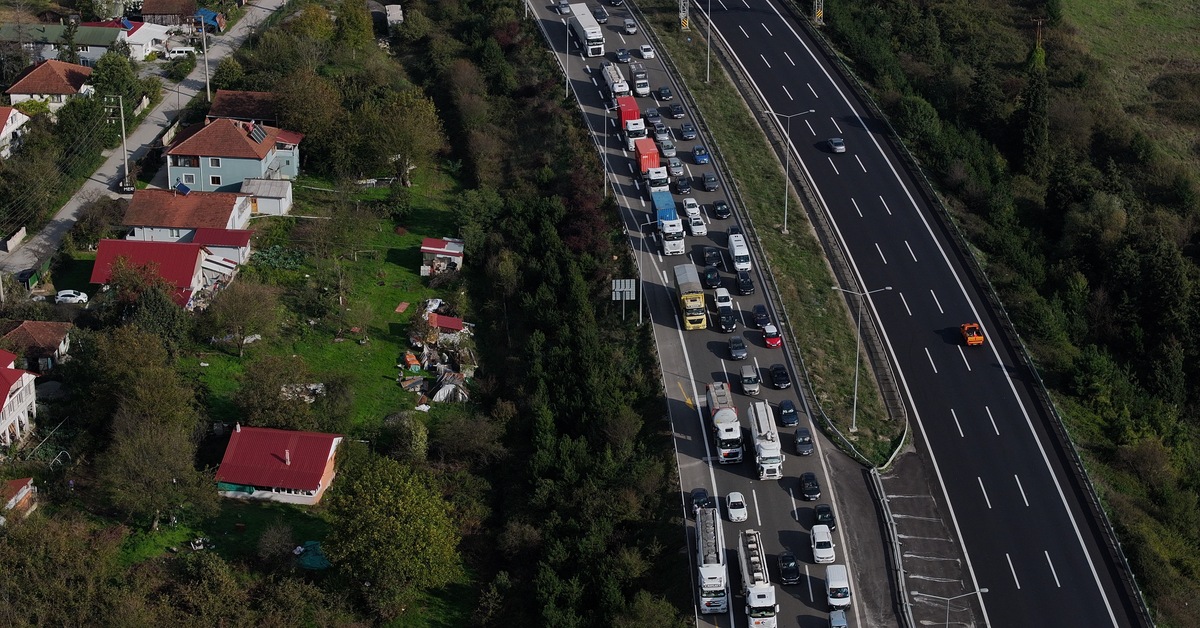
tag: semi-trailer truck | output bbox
[602,63,630,98]
[738,529,780,628]
[706,382,743,462]
[696,504,729,614]
[618,96,646,150]
[748,401,784,480]
[655,192,685,255]
[673,264,707,328]
[567,4,604,57]
[635,137,659,174]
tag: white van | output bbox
[826,564,852,609]
[166,47,196,59]
[728,234,751,271]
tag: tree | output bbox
[383,89,445,186]
[1017,45,1050,179]
[126,284,193,357]
[333,0,374,51]
[325,455,461,618]
[203,279,280,357]
[287,4,336,41]
[211,57,245,90]
[91,51,139,101]
[233,354,316,430]
[56,21,80,64]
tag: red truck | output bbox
[617,95,639,129]
[635,138,659,174]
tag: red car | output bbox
[763,324,782,348]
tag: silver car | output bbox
[653,122,670,143]
[667,156,684,177]
[658,138,677,158]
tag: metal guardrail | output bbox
[773,2,1155,625]
[871,467,916,627]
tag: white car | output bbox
[726,491,748,522]
[811,524,836,563]
[682,197,701,219]
[639,44,655,59]
[55,289,89,304]
[688,215,708,237]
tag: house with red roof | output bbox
[206,89,279,126]
[82,19,173,60]
[91,239,208,308]
[0,320,73,373]
[123,188,252,243]
[166,118,303,193]
[0,349,37,451]
[215,425,343,506]
[4,60,94,114]
[140,0,199,27]
[420,237,465,276]
[1,478,37,525]
[193,228,253,264]
[0,106,30,159]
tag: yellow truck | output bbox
[674,264,707,330]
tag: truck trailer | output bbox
[696,505,729,614]
[602,63,629,98]
[634,137,659,174]
[748,401,784,480]
[737,529,780,628]
[673,264,707,329]
[706,382,743,463]
[567,4,604,57]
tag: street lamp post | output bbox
[563,19,570,100]
[911,588,988,627]
[705,0,712,83]
[832,284,892,432]
[764,109,815,234]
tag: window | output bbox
[209,158,221,168]
[183,174,196,184]
[169,229,181,238]
[77,45,89,52]
[210,175,222,186]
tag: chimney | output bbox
[285,449,291,466]
[235,422,240,432]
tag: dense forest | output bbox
[0,0,692,625]
[821,0,1200,623]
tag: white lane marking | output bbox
[851,198,862,218]
[875,242,887,264]
[591,77,598,86]
[1015,475,1029,506]
[789,488,798,521]
[905,241,917,262]
[831,118,843,133]
[804,119,815,135]
[760,54,771,68]
[986,406,999,435]
[951,409,964,437]
[977,477,992,509]
[807,83,818,98]
[930,289,943,314]
[738,25,749,38]
[925,347,938,373]
[856,155,867,172]
[782,85,794,101]
[784,51,794,65]
[742,0,749,6]
[880,196,893,215]
[805,564,814,601]
[958,346,971,371]
[1046,551,1062,587]
[900,292,912,315]
[1007,553,1022,589]
[761,23,773,36]
[752,488,763,526]
[718,0,728,8]
[829,158,840,175]
[627,163,635,174]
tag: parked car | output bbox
[800,472,821,500]
[827,137,846,153]
[675,176,692,194]
[657,86,673,100]
[667,156,684,177]
[55,289,88,304]
[702,265,721,289]
[780,400,800,428]
[736,270,754,295]
[680,122,698,140]
[728,336,748,360]
[814,503,837,530]
[658,138,677,158]
[669,103,685,119]
[752,304,770,329]
[693,145,710,164]
[726,491,748,522]
[702,171,719,191]
[639,44,655,59]
[688,215,708,237]
[795,426,815,454]
[616,48,631,63]
[811,524,836,564]
[770,363,792,389]
[778,551,801,585]
[703,246,722,267]
[712,199,731,219]
[763,324,782,348]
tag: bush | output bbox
[165,54,197,82]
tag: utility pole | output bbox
[197,16,211,101]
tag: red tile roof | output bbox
[2,478,32,507]
[91,240,205,306]
[193,228,252,247]
[429,313,464,332]
[0,320,72,363]
[124,189,245,229]
[208,90,278,122]
[141,0,197,16]
[5,60,92,96]
[167,118,296,160]
[0,363,29,397]
[0,107,26,135]
[0,349,18,367]
[215,426,341,491]
[420,237,464,258]
[81,19,146,35]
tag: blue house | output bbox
[165,118,303,193]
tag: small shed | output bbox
[420,237,464,276]
[241,178,293,215]
[385,4,404,26]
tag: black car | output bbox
[675,177,692,194]
[680,122,698,140]
[729,336,748,360]
[592,5,609,23]
[728,225,743,237]
[752,304,770,329]
[669,103,685,119]
[712,199,731,219]
[795,427,815,455]
[778,551,801,585]
[737,271,754,295]
[702,171,719,191]
[702,265,721,289]
[814,503,837,531]
[610,0,624,5]
[690,487,711,517]
[800,472,821,501]
[779,400,799,427]
[645,109,662,126]
[770,363,791,389]
[717,306,737,333]
[703,246,722,267]
[616,48,631,63]
[658,86,673,100]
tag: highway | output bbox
[699,0,1145,625]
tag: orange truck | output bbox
[961,323,984,346]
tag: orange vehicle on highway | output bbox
[961,323,985,346]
